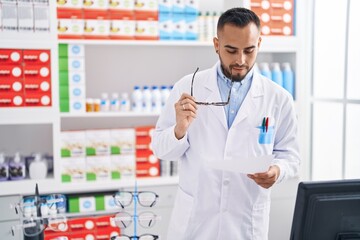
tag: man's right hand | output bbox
[174,93,197,139]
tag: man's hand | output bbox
[247,165,280,189]
[174,93,197,140]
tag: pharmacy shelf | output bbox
[58,36,298,52]
[0,108,57,125]
[58,39,213,47]
[0,176,179,197]
[60,112,160,118]
[0,32,56,49]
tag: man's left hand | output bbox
[247,165,280,189]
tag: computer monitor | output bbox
[290,179,360,240]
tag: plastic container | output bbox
[131,86,143,112]
[0,153,9,181]
[160,85,170,108]
[110,93,120,111]
[100,93,110,112]
[29,153,48,180]
[120,92,131,112]
[142,85,152,113]
[271,62,283,86]
[9,152,26,180]
[282,62,295,98]
[259,62,272,79]
[151,86,162,113]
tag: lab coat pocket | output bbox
[252,201,271,240]
[167,187,194,239]
[257,126,274,144]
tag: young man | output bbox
[151,7,300,240]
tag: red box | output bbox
[0,65,23,79]
[0,92,24,107]
[68,231,96,240]
[67,217,96,232]
[136,162,160,177]
[24,78,51,93]
[24,92,52,106]
[0,78,23,94]
[96,227,120,240]
[135,126,154,137]
[44,231,70,240]
[23,49,51,65]
[136,136,152,150]
[136,149,158,164]
[23,65,51,80]
[0,49,23,64]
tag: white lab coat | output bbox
[151,62,300,240]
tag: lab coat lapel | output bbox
[204,65,228,130]
[231,72,264,127]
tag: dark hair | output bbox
[217,8,261,32]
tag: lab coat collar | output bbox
[203,62,265,129]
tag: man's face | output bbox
[214,23,261,82]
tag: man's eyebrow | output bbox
[224,45,256,50]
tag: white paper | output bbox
[206,155,274,174]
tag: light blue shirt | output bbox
[217,63,254,128]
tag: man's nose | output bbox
[235,52,246,65]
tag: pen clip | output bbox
[262,117,266,133]
[265,117,269,132]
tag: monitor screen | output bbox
[290,179,360,240]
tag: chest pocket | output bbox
[249,125,275,156]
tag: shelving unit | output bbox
[0,19,300,198]
[0,0,307,239]
[0,2,300,195]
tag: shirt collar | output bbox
[216,62,254,86]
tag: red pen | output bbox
[265,117,269,132]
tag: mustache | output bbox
[229,64,248,70]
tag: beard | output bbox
[219,55,253,82]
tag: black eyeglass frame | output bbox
[190,67,234,106]
[110,234,159,240]
[113,191,159,208]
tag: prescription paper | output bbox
[206,155,273,174]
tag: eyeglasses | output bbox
[111,234,159,240]
[113,191,159,208]
[112,211,160,229]
[191,67,234,106]
[11,215,67,237]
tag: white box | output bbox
[61,157,86,183]
[18,2,33,32]
[57,18,84,36]
[69,71,86,86]
[33,1,50,32]
[60,131,86,158]
[86,130,111,156]
[110,128,136,155]
[2,2,17,32]
[68,44,85,57]
[86,156,111,181]
[68,57,85,71]
[110,155,136,180]
[79,196,96,212]
[70,99,86,113]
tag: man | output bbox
[151,7,300,240]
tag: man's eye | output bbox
[227,50,236,54]
[244,49,254,54]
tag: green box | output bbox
[58,44,68,58]
[59,71,69,86]
[68,196,80,213]
[59,57,69,71]
[95,195,105,211]
[60,99,69,112]
[59,85,69,99]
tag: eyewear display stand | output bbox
[112,181,160,240]
[10,184,67,240]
